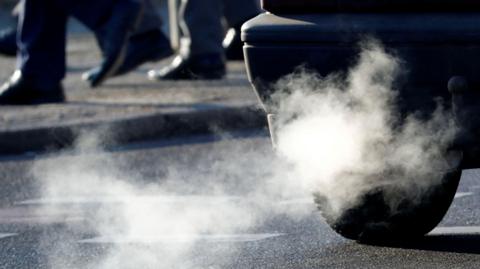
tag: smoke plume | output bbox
[272,41,457,218]
[30,41,458,267]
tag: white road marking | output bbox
[16,195,242,206]
[278,192,475,205]
[429,226,480,235]
[469,185,480,191]
[0,216,85,225]
[0,233,17,239]
[277,198,313,205]
[0,207,85,224]
[78,233,284,244]
[454,192,474,199]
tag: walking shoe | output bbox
[148,53,226,80]
[0,71,65,105]
[83,29,173,84]
[223,27,243,61]
[87,0,144,88]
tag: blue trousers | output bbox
[15,0,162,88]
[181,0,260,56]
[17,0,120,87]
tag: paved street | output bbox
[0,12,480,269]
[0,33,259,131]
[0,32,264,154]
[0,132,480,268]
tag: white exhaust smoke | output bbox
[30,41,458,267]
[272,41,458,218]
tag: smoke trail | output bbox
[30,40,458,267]
[272,41,457,218]
[32,131,287,269]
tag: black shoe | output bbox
[223,27,244,61]
[148,53,226,80]
[0,27,17,57]
[0,71,65,105]
[87,0,144,88]
[83,29,173,84]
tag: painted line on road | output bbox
[469,185,480,191]
[16,195,243,206]
[78,233,285,244]
[0,206,86,225]
[276,192,476,205]
[17,192,476,206]
[277,198,314,205]
[274,192,475,205]
[0,233,17,239]
[0,216,85,225]
[454,192,474,199]
[429,226,480,235]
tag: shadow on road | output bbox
[373,234,480,254]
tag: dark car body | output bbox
[241,0,480,242]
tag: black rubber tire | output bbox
[314,168,462,243]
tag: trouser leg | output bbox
[95,0,163,50]
[180,0,224,56]
[60,0,158,36]
[222,0,260,27]
[17,0,141,87]
[17,0,67,87]
[17,0,118,86]
[51,0,117,30]
[16,0,161,35]
[136,0,163,34]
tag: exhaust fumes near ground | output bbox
[30,41,457,268]
[273,40,457,219]
[31,131,302,269]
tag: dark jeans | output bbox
[17,0,119,87]
[181,0,260,55]
[15,0,162,88]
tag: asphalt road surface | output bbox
[0,131,480,268]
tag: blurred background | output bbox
[0,0,174,44]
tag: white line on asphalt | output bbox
[0,233,17,239]
[78,233,284,244]
[454,192,474,199]
[16,195,243,206]
[17,191,476,208]
[278,192,476,205]
[469,185,480,191]
[277,198,314,205]
[429,226,480,235]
